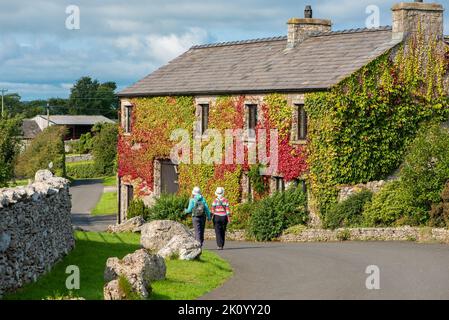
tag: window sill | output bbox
[291,139,307,145]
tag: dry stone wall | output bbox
[0,170,75,298]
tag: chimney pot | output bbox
[287,6,332,49]
[392,1,444,41]
[305,5,313,19]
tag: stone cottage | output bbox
[117,1,448,223]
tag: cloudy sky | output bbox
[0,0,448,100]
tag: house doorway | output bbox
[160,160,179,194]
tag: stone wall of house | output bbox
[0,170,75,298]
[337,180,388,203]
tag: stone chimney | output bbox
[287,5,332,49]
[392,1,444,41]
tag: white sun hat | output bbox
[192,186,201,196]
[215,187,225,197]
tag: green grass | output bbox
[91,192,118,215]
[4,232,233,300]
[66,160,95,167]
[4,232,141,300]
[102,176,117,187]
[8,179,30,187]
[151,251,233,300]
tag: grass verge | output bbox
[102,176,116,187]
[4,232,232,300]
[91,192,118,216]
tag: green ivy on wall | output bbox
[305,32,449,216]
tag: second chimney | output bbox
[287,5,332,49]
[392,1,444,41]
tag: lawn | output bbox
[91,192,118,215]
[7,178,31,187]
[102,176,116,187]
[4,232,232,300]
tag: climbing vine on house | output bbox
[118,96,196,195]
[258,94,308,181]
[118,94,309,204]
[305,31,449,216]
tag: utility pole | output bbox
[1,88,8,118]
[47,102,50,127]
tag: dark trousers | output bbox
[213,215,228,248]
[192,216,206,246]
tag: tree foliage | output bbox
[92,122,118,175]
[68,77,117,119]
[15,126,67,178]
[0,115,22,186]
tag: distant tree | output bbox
[3,93,22,116]
[48,98,69,115]
[68,77,118,119]
[0,115,22,186]
[15,126,67,178]
[20,100,47,118]
[92,122,118,175]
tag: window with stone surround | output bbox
[296,104,307,140]
[200,104,209,134]
[247,104,258,138]
[274,177,285,193]
[124,105,132,134]
[293,178,307,194]
[126,184,134,207]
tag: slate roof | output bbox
[21,119,42,139]
[36,115,115,126]
[119,26,401,97]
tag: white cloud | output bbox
[0,0,447,100]
[146,28,208,63]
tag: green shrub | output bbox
[127,199,151,220]
[70,132,93,154]
[148,194,190,222]
[247,165,268,195]
[15,126,67,178]
[92,123,118,175]
[400,122,449,213]
[429,181,449,228]
[229,202,258,231]
[336,229,351,241]
[0,116,22,187]
[363,181,422,227]
[283,224,307,236]
[248,187,308,241]
[324,190,373,230]
[66,161,98,179]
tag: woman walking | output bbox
[184,187,211,247]
[211,187,231,250]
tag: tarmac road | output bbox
[201,240,449,300]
